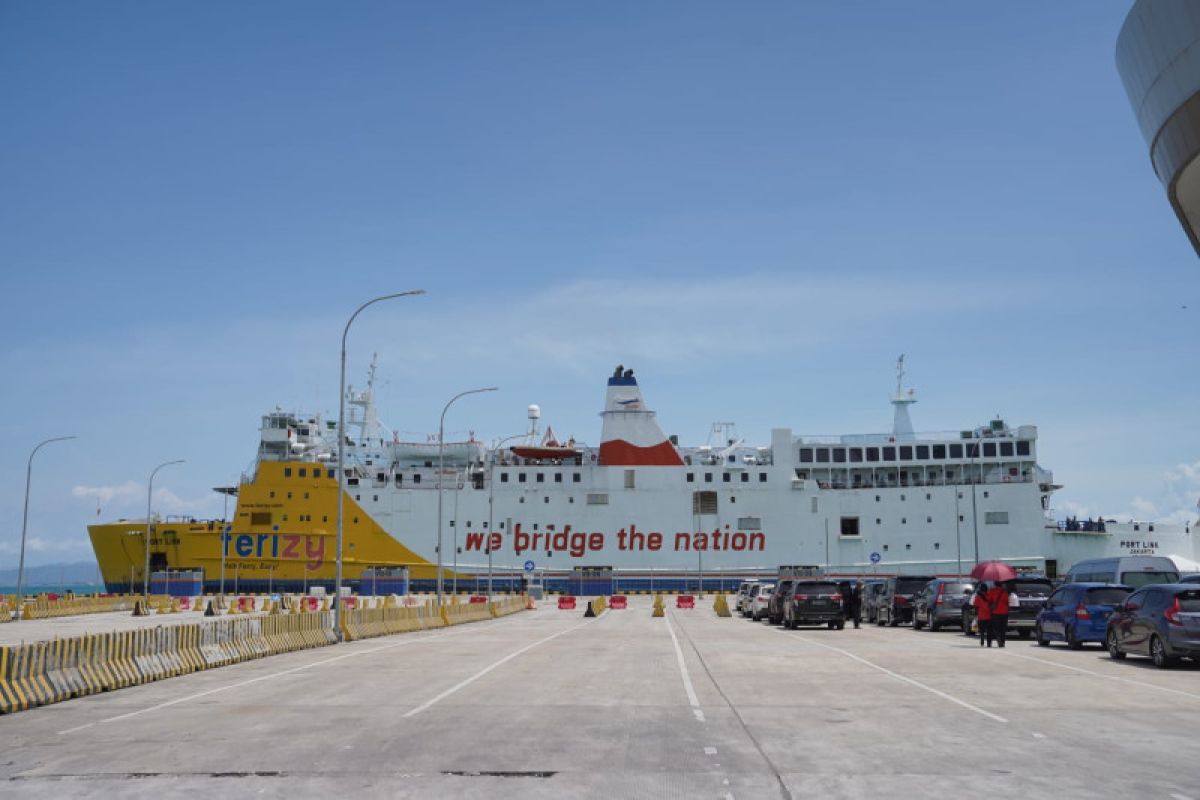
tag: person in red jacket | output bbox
[973,582,993,647]
[986,581,1011,648]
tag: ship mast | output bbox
[891,354,917,441]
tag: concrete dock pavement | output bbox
[2,595,1198,799]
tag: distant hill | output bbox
[0,560,102,586]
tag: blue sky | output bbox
[2,2,1197,566]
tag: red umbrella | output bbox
[970,561,1017,582]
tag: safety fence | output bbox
[16,594,147,620]
[0,610,335,716]
[339,595,529,641]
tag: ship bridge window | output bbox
[866,447,879,462]
[518,473,527,483]
[1016,440,1031,456]
[799,448,814,463]
[723,472,731,483]
[704,473,713,483]
[932,444,946,459]
[899,446,913,460]
[816,448,830,463]
[915,445,929,460]
[983,442,997,457]
[849,448,863,463]
[284,467,292,477]
[555,473,563,483]
[840,517,860,537]
[741,472,749,483]
[396,474,403,486]
[537,473,545,483]
[1000,442,1014,457]
[833,448,846,463]
[949,444,963,458]
[572,473,581,483]
[298,468,307,477]
[687,472,695,483]
[759,472,767,482]
[882,446,896,461]
[500,473,509,483]
[413,474,420,484]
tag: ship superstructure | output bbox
[88,360,1199,594]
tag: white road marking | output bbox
[664,612,705,722]
[792,635,1008,723]
[402,618,595,718]
[1002,651,1200,702]
[1032,732,1046,739]
[1170,793,1195,800]
[704,746,718,755]
[57,613,537,735]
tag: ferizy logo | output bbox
[222,533,325,569]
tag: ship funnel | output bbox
[598,366,683,466]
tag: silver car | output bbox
[735,580,761,615]
[746,583,775,620]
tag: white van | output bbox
[735,580,761,614]
[1064,556,1180,588]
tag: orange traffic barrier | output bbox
[609,595,628,610]
[558,596,577,610]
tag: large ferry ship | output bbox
[88,359,1198,594]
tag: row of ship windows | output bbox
[688,472,770,484]
[799,440,1032,464]
[837,511,1009,535]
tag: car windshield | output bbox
[1121,571,1180,588]
[1178,591,1200,612]
[1012,581,1052,597]
[944,582,973,594]
[896,579,930,594]
[1083,587,1131,606]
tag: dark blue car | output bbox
[1035,583,1132,649]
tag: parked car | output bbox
[747,583,775,621]
[861,581,886,623]
[1179,574,1200,584]
[912,579,975,631]
[1064,556,1179,589]
[783,580,846,630]
[961,577,1055,638]
[1035,583,1132,649]
[876,575,935,626]
[1107,584,1200,668]
[766,579,798,625]
[735,580,761,615]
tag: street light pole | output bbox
[145,459,185,599]
[336,290,425,640]
[487,432,529,599]
[437,387,498,607]
[213,486,237,596]
[16,436,76,615]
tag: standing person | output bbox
[987,580,1011,648]
[973,582,993,647]
[847,581,862,629]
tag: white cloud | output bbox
[71,482,217,516]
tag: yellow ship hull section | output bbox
[88,462,452,591]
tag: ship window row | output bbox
[686,472,769,484]
[282,467,338,479]
[499,472,584,484]
[798,440,1031,464]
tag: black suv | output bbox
[783,580,846,630]
[766,579,797,625]
[876,575,935,626]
